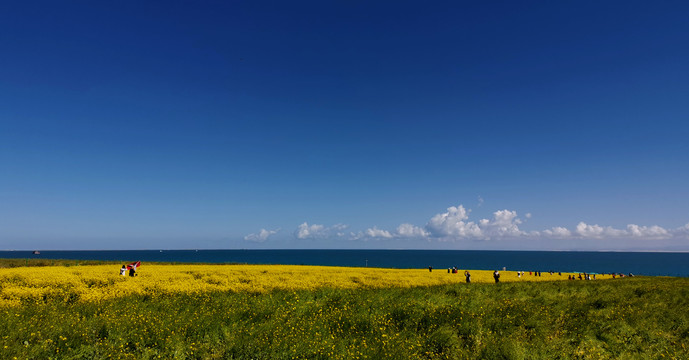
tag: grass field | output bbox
[1,263,687,359]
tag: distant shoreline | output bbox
[2,249,688,276]
[3,248,689,253]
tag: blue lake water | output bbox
[1,250,687,277]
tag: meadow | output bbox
[0,263,687,359]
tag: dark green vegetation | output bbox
[2,277,687,359]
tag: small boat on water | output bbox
[32,250,40,255]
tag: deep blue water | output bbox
[1,250,688,277]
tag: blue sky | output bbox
[1,1,688,250]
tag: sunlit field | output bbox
[1,263,685,359]
[0,264,606,306]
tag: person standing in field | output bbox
[126,261,141,277]
[464,270,471,283]
[120,265,126,276]
[493,270,500,283]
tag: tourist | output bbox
[119,265,126,276]
[493,270,500,283]
[464,270,471,283]
[126,261,141,277]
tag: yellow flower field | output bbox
[0,264,610,307]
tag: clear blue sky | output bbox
[1,1,688,250]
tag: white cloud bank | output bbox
[289,205,689,246]
[238,204,689,249]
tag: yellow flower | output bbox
[0,264,601,307]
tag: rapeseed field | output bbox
[0,264,597,307]
[1,264,684,359]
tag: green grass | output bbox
[1,277,688,359]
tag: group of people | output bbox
[611,273,634,278]
[436,267,638,283]
[440,267,474,282]
[569,273,596,280]
[442,267,498,283]
[119,261,141,277]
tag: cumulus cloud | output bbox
[396,223,429,238]
[356,223,429,240]
[542,226,572,237]
[626,224,669,238]
[287,204,688,247]
[244,228,279,242]
[426,205,483,238]
[574,222,626,238]
[550,222,677,240]
[295,223,325,239]
[424,206,526,240]
[480,210,525,238]
[674,223,689,237]
[364,227,393,238]
[295,222,348,239]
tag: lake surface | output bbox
[1,250,687,277]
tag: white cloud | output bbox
[569,222,675,240]
[396,223,429,238]
[332,224,348,231]
[244,228,279,242]
[575,222,626,238]
[626,224,669,238]
[287,204,688,248]
[673,223,689,237]
[295,222,325,239]
[542,226,572,237]
[481,210,524,238]
[295,222,348,239]
[356,223,429,240]
[426,205,483,238]
[364,227,393,238]
[424,206,526,240]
